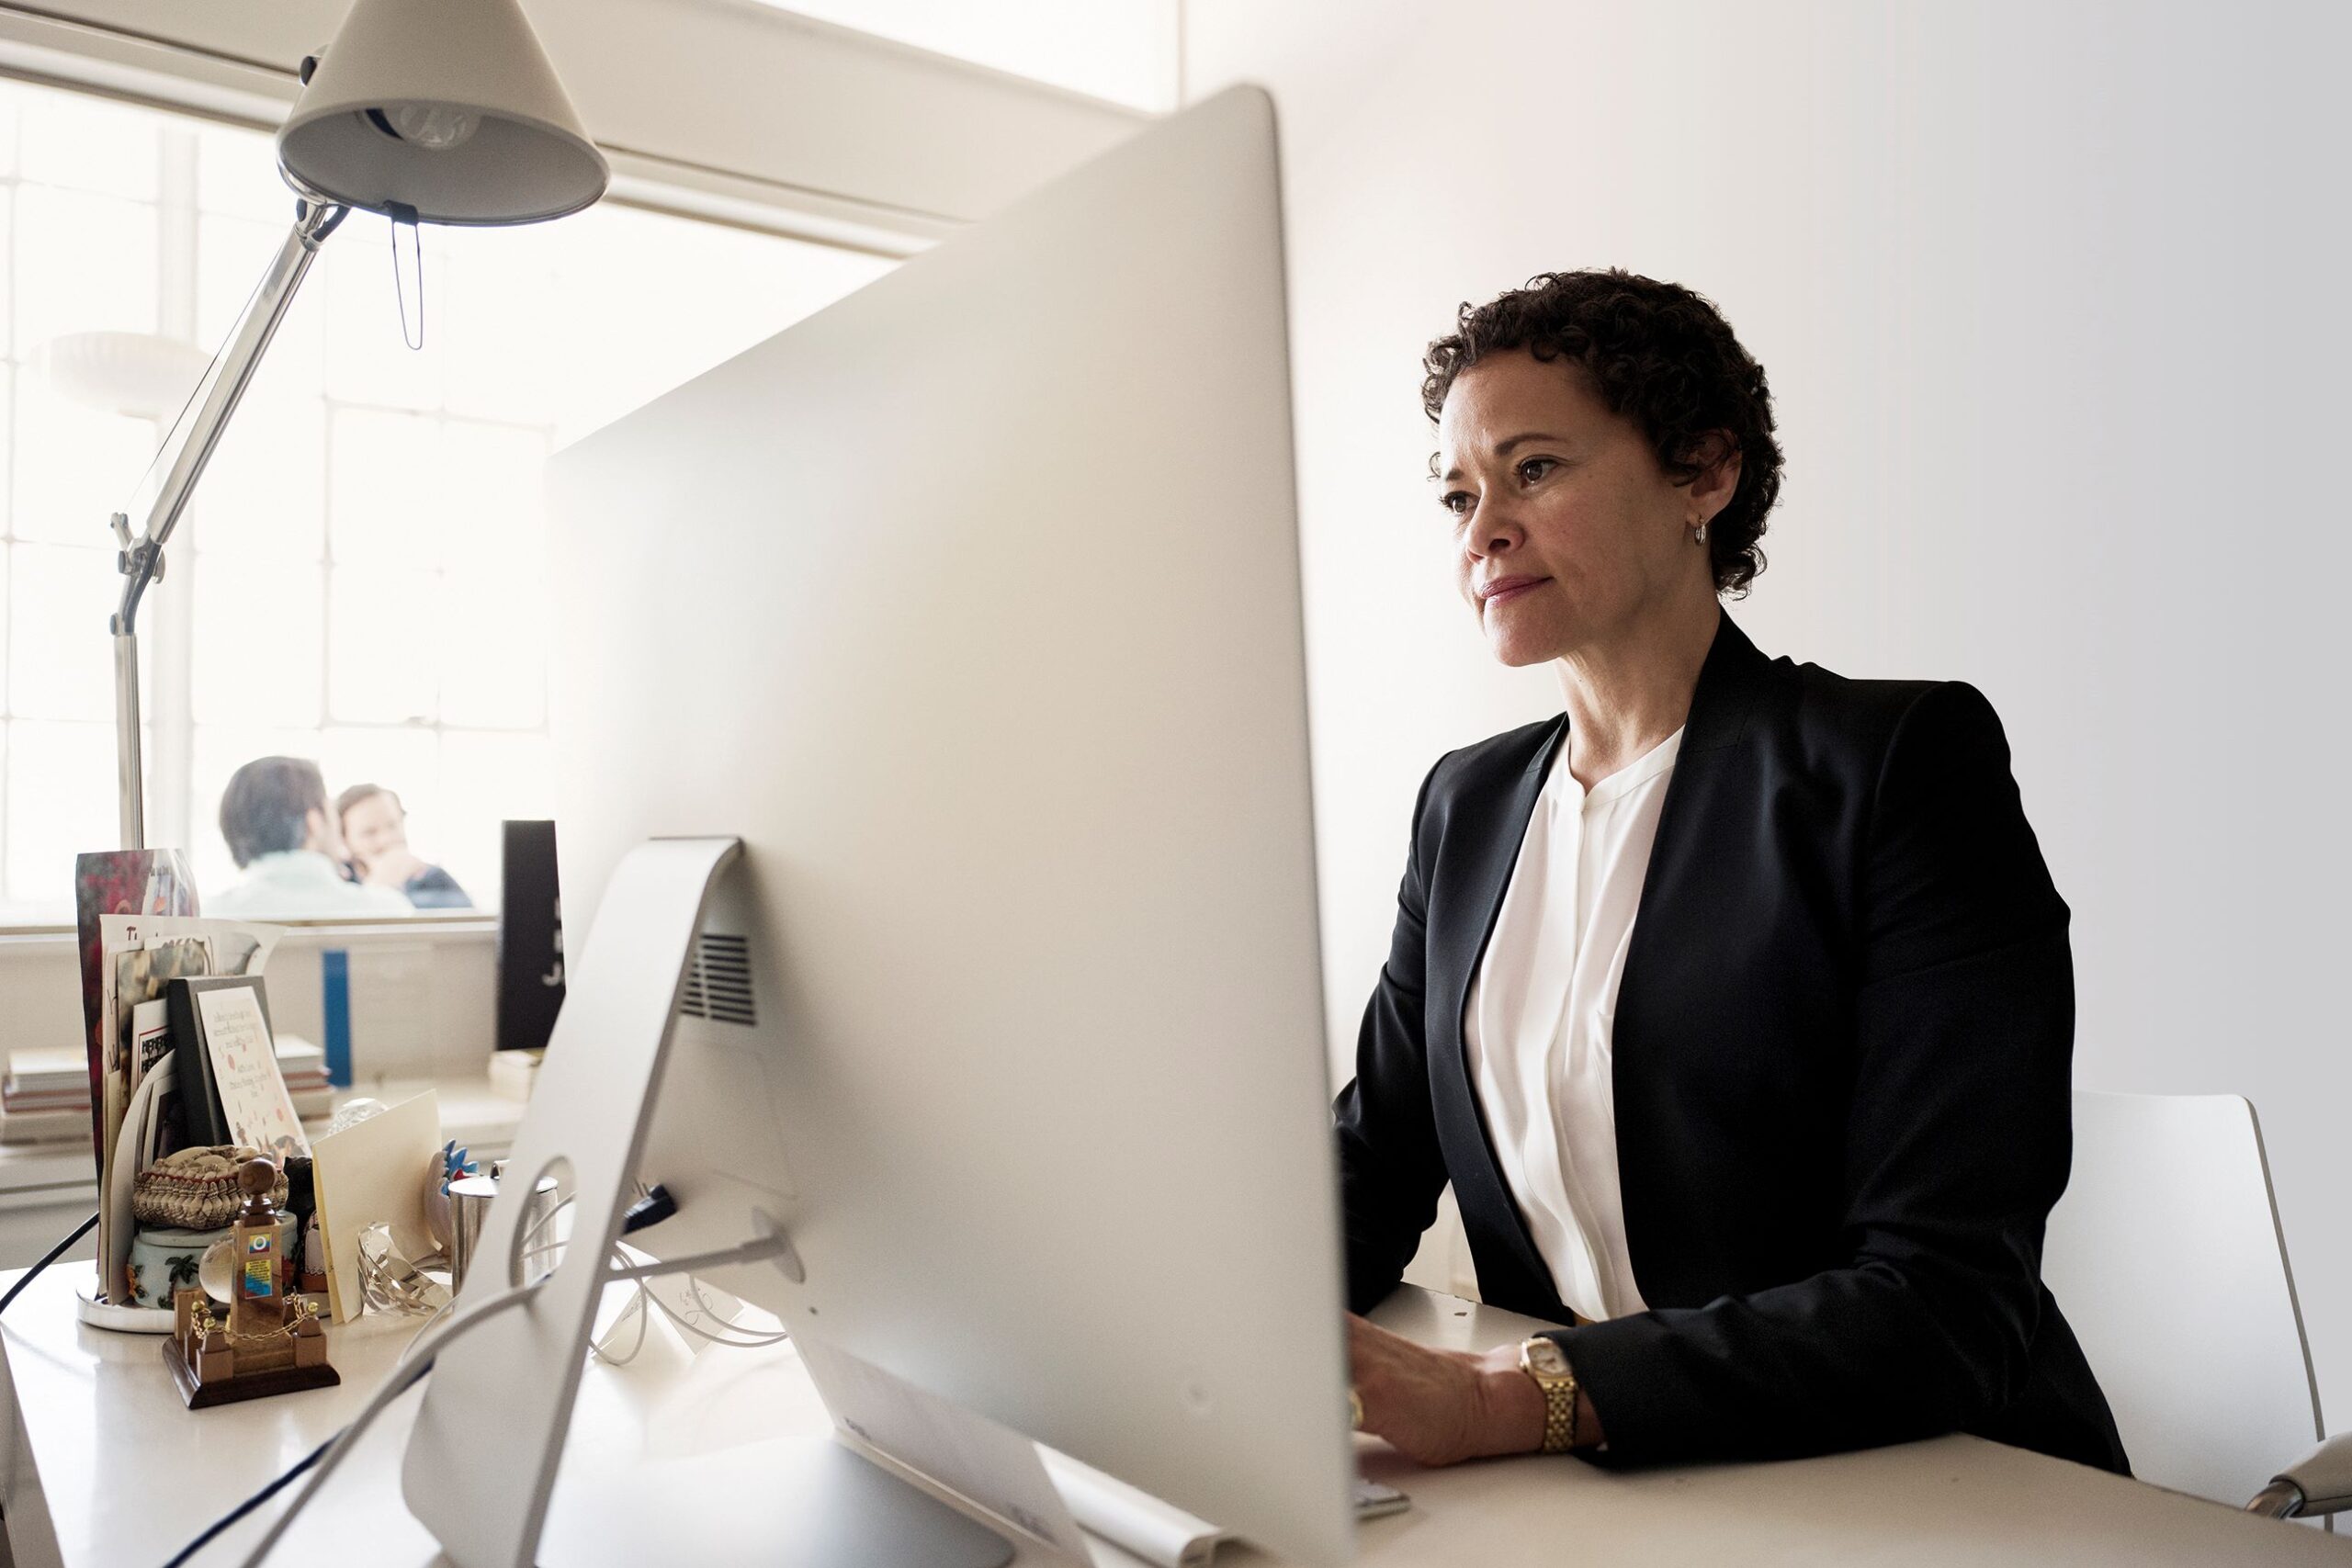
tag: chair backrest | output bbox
[2042,1090,2323,1506]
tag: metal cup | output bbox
[518,1175,562,1274]
[446,1174,500,1292]
[447,1172,564,1292]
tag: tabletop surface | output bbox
[2,1266,2344,1568]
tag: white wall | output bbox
[757,0,1178,111]
[1186,2,2352,1426]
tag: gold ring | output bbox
[1349,1387,1364,1431]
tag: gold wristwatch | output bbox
[1517,1336,1580,1453]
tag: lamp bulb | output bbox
[385,104,480,152]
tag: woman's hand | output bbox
[1346,1314,1547,1466]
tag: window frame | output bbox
[0,51,937,931]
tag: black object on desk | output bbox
[497,818,565,1055]
[167,975,276,1147]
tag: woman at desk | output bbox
[1337,270,2128,1475]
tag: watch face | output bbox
[1522,1338,1568,1377]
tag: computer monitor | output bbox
[405,85,1353,1567]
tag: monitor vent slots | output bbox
[678,932,758,1027]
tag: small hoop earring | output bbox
[1692,518,1710,546]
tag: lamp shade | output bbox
[276,0,608,225]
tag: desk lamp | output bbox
[106,0,606,850]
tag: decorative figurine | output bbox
[164,1156,339,1408]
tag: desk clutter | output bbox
[120,1089,467,1317]
[122,1105,534,1412]
[126,1146,302,1309]
[161,1156,338,1408]
[137,1118,539,1408]
[51,858,516,1365]
[73,901,292,1314]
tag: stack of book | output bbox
[0,1039,335,1147]
[274,1038,334,1111]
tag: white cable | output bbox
[522,1193,576,1255]
[591,1246,787,1363]
[683,1273,792,1345]
[216,1234,785,1566]
[511,1191,775,1286]
[641,1274,791,1348]
[605,1235,787,1282]
[597,1240,792,1354]
[400,1190,575,1369]
[232,1280,543,1568]
[645,1290,791,1348]
[398,1190,572,1369]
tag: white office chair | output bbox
[2042,1089,2349,1525]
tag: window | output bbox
[0,78,896,922]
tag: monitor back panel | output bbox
[548,88,1353,1566]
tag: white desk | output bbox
[0,1268,2342,1567]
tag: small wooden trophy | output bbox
[165,1156,339,1408]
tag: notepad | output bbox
[311,1090,440,1324]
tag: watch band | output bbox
[1517,1337,1580,1454]
[1538,1369,1578,1453]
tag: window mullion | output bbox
[144,124,198,859]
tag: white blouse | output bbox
[1462,724,1683,1324]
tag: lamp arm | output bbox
[109,198,345,851]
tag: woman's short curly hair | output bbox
[1421,269,1783,597]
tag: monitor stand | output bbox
[400,836,1013,1568]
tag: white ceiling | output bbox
[752,0,1176,112]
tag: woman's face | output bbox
[1435,349,1726,668]
[343,792,406,866]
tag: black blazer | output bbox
[1335,612,2128,1472]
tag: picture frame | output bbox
[166,976,308,1162]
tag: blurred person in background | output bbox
[335,784,472,910]
[211,758,413,919]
